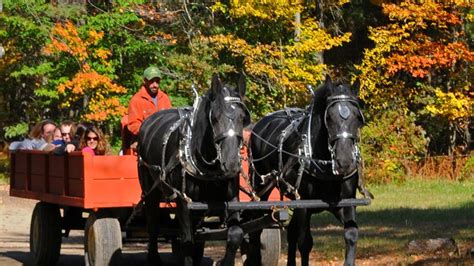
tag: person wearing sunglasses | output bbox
[52,122,94,155]
[79,126,109,156]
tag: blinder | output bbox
[324,95,365,127]
[323,94,364,177]
[210,96,250,143]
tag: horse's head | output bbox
[321,77,365,177]
[208,74,251,177]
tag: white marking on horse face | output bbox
[227,129,235,137]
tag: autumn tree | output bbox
[209,0,352,116]
[44,20,127,123]
[357,0,473,155]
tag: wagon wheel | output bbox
[84,213,122,266]
[30,202,62,266]
[241,228,281,266]
[260,228,281,266]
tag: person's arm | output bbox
[52,140,79,155]
[127,98,142,136]
[8,141,23,151]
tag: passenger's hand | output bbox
[130,141,138,150]
[65,144,75,153]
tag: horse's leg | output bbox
[333,206,358,266]
[343,207,358,266]
[336,176,360,266]
[243,229,262,266]
[192,241,205,266]
[286,212,298,266]
[220,211,243,265]
[144,191,162,265]
[220,182,243,266]
[298,210,313,266]
[139,163,163,266]
[175,195,194,266]
[287,208,313,266]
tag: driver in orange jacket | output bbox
[126,66,172,151]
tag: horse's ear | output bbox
[237,73,246,98]
[352,78,361,97]
[210,73,221,99]
[324,74,332,86]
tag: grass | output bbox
[285,179,474,261]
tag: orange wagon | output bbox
[10,150,370,265]
[9,150,285,266]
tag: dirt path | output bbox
[0,185,176,265]
[1,184,473,266]
[0,185,247,266]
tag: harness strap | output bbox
[138,156,181,201]
[179,108,204,177]
[138,109,190,201]
[278,111,303,173]
[139,156,161,172]
[249,108,304,184]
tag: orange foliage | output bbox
[387,41,473,78]
[44,21,127,122]
[382,1,474,78]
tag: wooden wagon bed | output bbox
[9,150,141,209]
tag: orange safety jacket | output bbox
[127,86,172,136]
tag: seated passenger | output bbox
[79,126,109,156]
[53,122,93,155]
[59,120,76,144]
[9,120,56,151]
[52,127,63,146]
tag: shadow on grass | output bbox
[280,202,474,260]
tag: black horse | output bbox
[138,74,250,266]
[246,76,366,266]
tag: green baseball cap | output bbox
[143,66,162,80]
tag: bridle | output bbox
[323,94,365,177]
[205,95,250,165]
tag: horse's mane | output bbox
[190,89,214,159]
[311,80,331,115]
[190,85,235,166]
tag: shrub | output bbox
[4,123,28,140]
[360,109,428,184]
[460,153,474,181]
